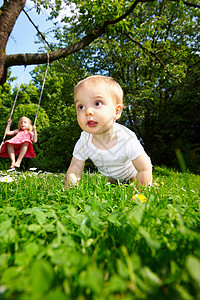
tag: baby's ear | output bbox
[115,104,123,120]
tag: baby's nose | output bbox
[85,107,94,116]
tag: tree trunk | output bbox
[0,0,26,84]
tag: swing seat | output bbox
[0,131,35,158]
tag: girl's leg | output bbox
[7,144,15,168]
[15,142,29,168]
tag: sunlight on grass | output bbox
[0,167,199,299]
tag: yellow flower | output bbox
[132,194,147,203]
[161,182,164,186]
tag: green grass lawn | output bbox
[0,166,199,300]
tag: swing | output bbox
[0,53,49,152]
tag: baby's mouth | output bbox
[87,120,98,128]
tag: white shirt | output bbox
[73,123,146,180]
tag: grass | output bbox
[0,166,199,300]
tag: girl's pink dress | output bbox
[0,130,35,158]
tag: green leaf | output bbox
[175,284,194,300]
[1,266,21,283]
[108,211,121,225]
[68,205,77,216]
[140,266,162,286]
[0,253,10,268]
[15,252,30,266]
[35,210,47,225]
[29,259,54,295]
[28,224,41,232]
[131,253,142,270]
[106,275,127,293]
[117,259,129,280]
[0,220,11,234]
[71,214,87,226]
[62,236,76,248]
[79,224,92,238]
[127,205,144,227]
[139,227,161,250]
[25,242,40,257]
[43,223,56,232]
[186,255,200,285]
[5,228,17,243]
[56,220,68,235]
[45,288,68,300]
[79,265,104,294]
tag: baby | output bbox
[65,75,152,187]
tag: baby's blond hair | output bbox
[18,116,33,132]
[74,75,123,105]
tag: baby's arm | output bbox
[132,152,152,187]
[65,156,85,188]
[32,126,37,143]
[5,118,18,136]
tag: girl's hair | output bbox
[74,75,123,105]
[18,116,33,132]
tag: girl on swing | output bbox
[0,116,37,169]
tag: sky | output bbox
[1,0,57,88]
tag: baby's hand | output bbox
[69,173,80,185]
[33,125,36,130]
[7,118,12,123]
[65,173,80,188]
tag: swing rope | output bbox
[0,53,50,150]
[34,53,49,127]
[0,64,27,150]
[10,65,27,120]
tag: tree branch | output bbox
[124,31,181,83]
[3,0,141,69]
[22,8,71,74]
[169,0,200,9]
[22,8,53,51]
[1,0,199,85]
[104,0,141,26]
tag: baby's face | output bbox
[74,80,121,135]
